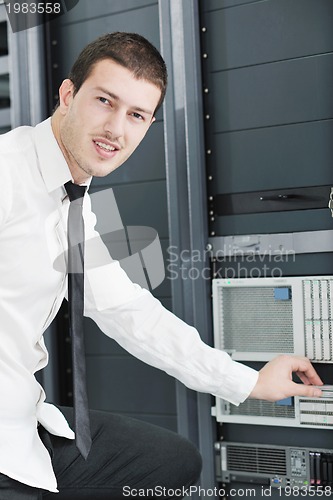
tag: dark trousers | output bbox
[0,407,202,499]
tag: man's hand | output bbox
[249,355,323,402]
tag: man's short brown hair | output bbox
[68,32,167,113]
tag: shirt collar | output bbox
[33,117,91,194]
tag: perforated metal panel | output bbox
[225,399,296,419]
[219,286,294,353]
[226,445,287,475]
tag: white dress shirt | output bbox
[0,118,258,492]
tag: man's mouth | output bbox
[94,140,117,152]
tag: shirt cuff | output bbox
[213,360,259,406]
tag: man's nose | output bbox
[104,111,126,139]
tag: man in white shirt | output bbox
[0,32,323,499]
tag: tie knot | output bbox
[65,181,87,202]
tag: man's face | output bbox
[55,59,161,184]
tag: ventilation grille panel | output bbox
[226,445,287,475]
[218,287,294,352]
[228,399,295,419]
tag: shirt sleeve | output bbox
[0,160,13,228]
[82,195,259,406]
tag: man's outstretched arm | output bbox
[249,354,323,402]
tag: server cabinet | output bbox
[200,0,333,498]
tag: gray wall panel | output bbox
[59,0,156,24]
[202,0,257,10]
[207,54,333,133]
[106,181,169,238]
[203,0,333,71]
[54,4,160,77]
[210,120,333,194]
[86,356,176,414]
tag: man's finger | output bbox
[296,372,311,385]
[289,356,324,386]
[291,382,322,398]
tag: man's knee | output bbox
[156,433,202,489]
[176,436,202,486]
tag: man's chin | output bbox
[90,164,121,178]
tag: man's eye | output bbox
[130,112,144,120]
[98,97,109,105]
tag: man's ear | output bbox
[58,79,75,114]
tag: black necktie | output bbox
[64,181,92,459]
